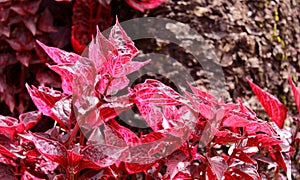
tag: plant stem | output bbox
[103,75,113,97]
[186,140,193,159]
[66,122,80,148]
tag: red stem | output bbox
[66,122,80,148]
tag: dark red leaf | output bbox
[125,0,166,12]
[71,0,113,53]
[16,51,31,67]
[288,76,300,116]
[38,8,57,33]
[19,111,42,130]
[247,78,287,129]
[10,0,41,15]
[0,163,15,180]
[22,15,37,35]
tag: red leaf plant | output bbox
[0,19,298,179]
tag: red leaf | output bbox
[288,76,300,116]
[164,150,189,179]
[125,0,166,12]
[247,134,283,147]
[228,163,260,180]
[270,151,292,180]
[207,156,228,180]
[81,144,127,168]
[247,78,287,128]
[131,79,185,106]
[109,119,139,145]
[189,83,218,105]
[244,121,274,136]
[26,133,68,169]
[19,111,42,130]
[124,162,153,174]
[47,63,75,94]
[0,115,24,139]
[214,130,243,144]
[21,171,44,180]
[238,98,257,121]
[222,113,251,128]
[67,149,83,174]
[0,144,17,159]
[230,148,256,164]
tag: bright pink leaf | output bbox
[36,40,80,64]
[89,26,116,71]
[109,17,138,62]
[47,63,75,94]
[26,84,67,128]
[288,76,300,116]
[247,78,287,129]
[19,111,42,130]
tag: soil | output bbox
[111,0,300,178]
